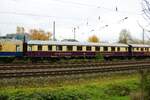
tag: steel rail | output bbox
[0,63,150,78]
[0,60,149,66]
[0,60,150,70]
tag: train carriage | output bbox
[25,40,129,58]
[0,39,23,57]
[97,43,129,58]
[1,39,150,61]
[129,44,150,57]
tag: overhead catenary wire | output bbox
[0,11,101,26]
[10,0,143,15]
[48,0,142,15]
[0,0,143,25]
[0,11,84,21]
[0,0,144,37]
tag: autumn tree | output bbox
[16,26,25,34]
[88,35,100,43]
[29,29,52,40]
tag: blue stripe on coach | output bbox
[0,52,23,57]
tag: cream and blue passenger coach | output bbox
[0,39,23,57]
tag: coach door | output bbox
[128,45,132,56]
[16,45,21,52]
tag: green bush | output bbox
[104,84,131,96]
[0,94,8,100]
[141,72,150,100]
[95,53,104,61]
[9,91,28,100]
[6,90,90,100]
[48,91,89,100]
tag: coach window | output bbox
[117,47,120,52]
[38,45,42,51]
[56,45,62,51]
[48,45,52,51]
[103,47,108,51]
[77,46,82,51]
[95,46,100,51]
[16,45,21,52]
[125,48,128,51]
[67,46,73,51]
[146,48,148,51]
[141,48,143,51]
[28,45,32,51]
[111,47,115,52]
[137,48,139,51]
[86,46,91,51]
[0,45,2,51]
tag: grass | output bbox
[0,73,142,100]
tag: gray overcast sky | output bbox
[0,0,148,42]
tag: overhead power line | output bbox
[0,0,143,18]
[49,0,142,15]
[0,22,23,25]
[0,11,83,21]
[11,0,140,15]
[53,0,95,7]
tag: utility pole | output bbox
[53,21,55,41]
[143,29,145,44]
[137,21,145,44]
[73,27,76,40]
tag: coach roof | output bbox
[0,39,22,44]
[27,40,129,47]
[129,44,150,47]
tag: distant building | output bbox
[0,36,11,39]
[0,33,30,42]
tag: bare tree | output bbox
[118,29,145,44]
[118,29,132,44]
[142,0,150,22]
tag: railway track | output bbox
[0,60,150,69]
[0,60,150,78]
